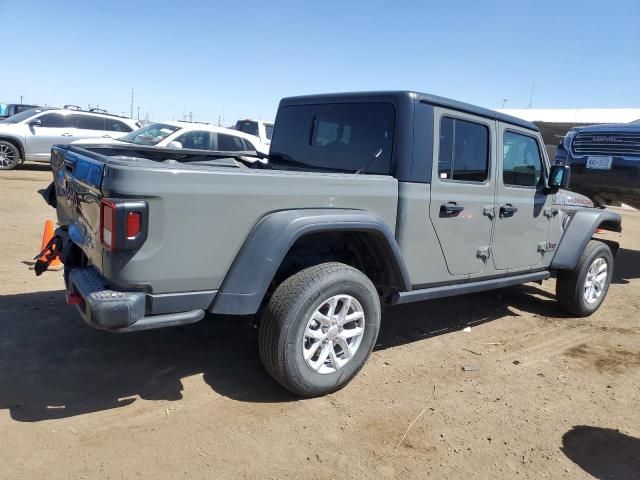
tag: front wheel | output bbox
[259,262,381,397]
[556,240,614,317]
[0,141,21,170]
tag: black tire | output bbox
[556,240,613,317]
[0,141,21,170]
[259,262,381,397]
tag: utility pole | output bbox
[217,115,221,126]
[137,106,140,120]
[130,88,134,118]
[528,82,535,109]
[501,98,509,108]
[20,95,23,104]
[189,111,193,122]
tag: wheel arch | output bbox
[210,209,411,315]
[551,209,622,270]
[0,136,25,162]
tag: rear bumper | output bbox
[67,267,209,332]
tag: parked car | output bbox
[235,119,274,145]
[0,103,41,119]
[0,107,138,170]
[555,120,640,209]
[73,121,269,155]
[39,91,621,398]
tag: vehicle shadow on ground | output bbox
[0,290,294,422]
[376,283,567,351]
[612,247,640,284]
[561,425,640,479]
[0,282,565,422]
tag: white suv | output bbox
[73,121,269,155]
[235,119,274,146]
[0,107,139,170]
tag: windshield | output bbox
[118,123,181,145]
[265,123,274,140]
[0,108,47,124]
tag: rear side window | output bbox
[265,124,274,140]
[503,131,543,187]
[38,113,71,128]
[236,121,259,137]
[175,130,211,150]
[270,103,395,174]
[106,120,132,132]
[438,117,489,182]
[242,138,255,150]
[218,133,246,151]
[74,115,106,131]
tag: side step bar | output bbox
[391,271,550,305]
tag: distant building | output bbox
[498,108,640,159]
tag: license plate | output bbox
[586,156,613,170]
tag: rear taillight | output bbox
[99,199,148,252]
[100,199,116,251]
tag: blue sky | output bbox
[2,0,639,124]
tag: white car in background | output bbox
[73,121,269,155]
[235,119,274,146]
[0,107,138,170]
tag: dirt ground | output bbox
[0,166,638,480]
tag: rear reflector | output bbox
[100,199,116,251]
[66,293,84,305]
[126,212,141,238]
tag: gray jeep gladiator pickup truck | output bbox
[39,91,622,397]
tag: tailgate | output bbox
[51,145,106,270]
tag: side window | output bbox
[218,133,246,151]
[175,131,211,150]
[242,138,255,151]
[74,115,107,131]
[107,120,132,132]
[438,117,489,182]
[38,113,71,128]
[503,131,543,187]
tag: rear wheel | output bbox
[0,141,20,170]
[259,262,381,397]
[556,240,613,316]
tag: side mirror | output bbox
[548,164,571,191]
[28,119,42,127]
[166,141,182,149]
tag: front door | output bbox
[429,108,496,276]
[25,112,75,161]
[492,124,551,270]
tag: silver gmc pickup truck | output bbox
[39,91,622,397]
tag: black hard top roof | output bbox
[280,91,538,132]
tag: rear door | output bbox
[25,112,75,161]
[73,114,112,141]
[428,108,497,276]
[492,124,551,270]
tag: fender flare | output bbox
[210,209,411,315]
[551,209,622,270]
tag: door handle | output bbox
[61,133,73,137]
[500,204,518,217]
[440,202,464,216]
[102,134,112,138]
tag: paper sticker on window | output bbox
[440,172,448,179]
